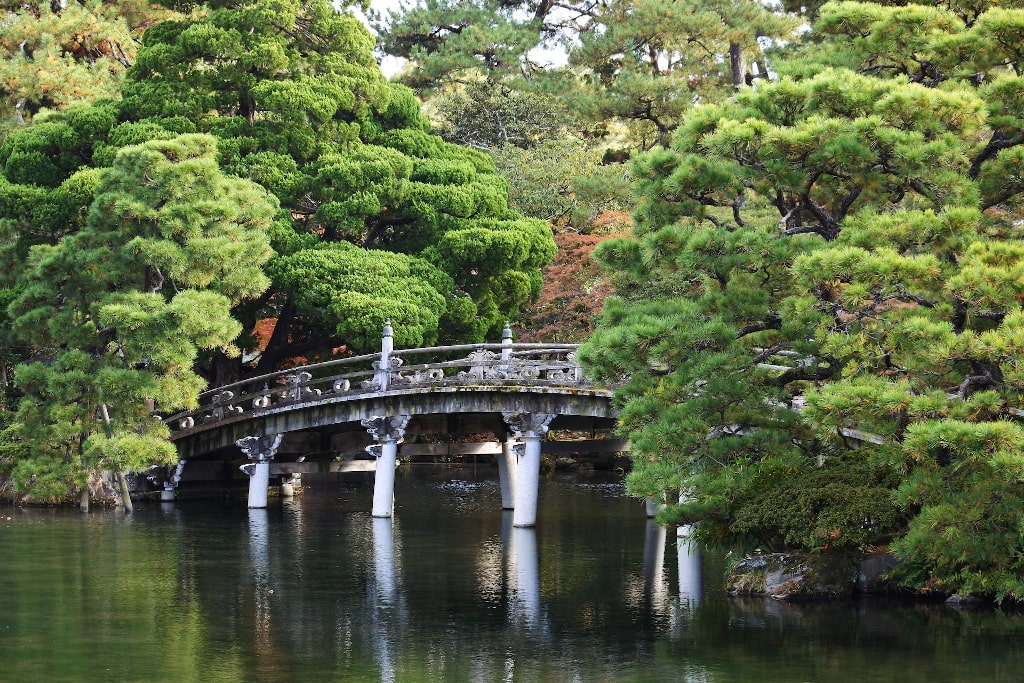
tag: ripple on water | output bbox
[435,479,490,495]
[573,481,627,496]
[430,479,500,515]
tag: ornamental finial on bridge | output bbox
[501,322,513,368]
[376,320,395,391]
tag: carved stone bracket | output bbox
[460,349,500,381]
[361,414,412,444]
[284,371,321,402]
[236,434,283,463]
[502,412,556,439]
[362,356,408,391]
[393,367,445,385]
[546,352,583,383]
[460,349,548,382]
[203,390,243,423]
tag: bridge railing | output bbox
[165,326,590,433]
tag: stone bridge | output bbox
[164,323,620,527]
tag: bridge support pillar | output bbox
[503,412,555,527]
[280,474,300,498]
[236,434,283,509]
[646,496,666,518]
[498,435,519,510]
[159,459,186,502]
[363,415,412,518]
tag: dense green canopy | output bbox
[581,0,1024,600]
[0,0,555,506]
[377,0,798,147]
[0,0,555,377]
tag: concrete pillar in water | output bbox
[280,474,299,498]
[502,412,555,527]
[677,527,703,608]
[645,495,666,518]
[362,414,412,518]
[160,459,186,502]
[498,434,519,510]
[237,434,282,509]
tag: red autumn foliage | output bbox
[516,212,631,343]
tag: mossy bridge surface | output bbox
[164,324,620,527]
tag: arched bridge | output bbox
[164,323,620,527]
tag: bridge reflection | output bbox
[232,472,705,681]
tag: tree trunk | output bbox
[729,42,746,92]
[97,403,133,513]
[212,351,241,388]
[254,298,297,375]
[117,470,134,514]
[79,485,90,513]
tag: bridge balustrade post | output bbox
[374,320,394,392]
[236,434,283,509]
[502,412,556,527]
[362,414,412,517]
[500,322,513,373]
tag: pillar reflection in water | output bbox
[502,513,545,635]
[370,516,403,682]
[677,525,702,609]
[282,499,305,547]
[372,517,399,606]
[247,508,272,650]
[642,519,670,612]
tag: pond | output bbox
[2,466,1023,682]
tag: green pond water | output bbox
[1,467,1023,682]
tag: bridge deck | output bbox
[168,338,618,460]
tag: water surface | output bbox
[1,467,1023,682]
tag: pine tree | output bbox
[581,0,1024,599]
[377,0,798,147]
[0,134,275,510]
[0,0,179,136]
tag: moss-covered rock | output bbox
[728,552,899,600]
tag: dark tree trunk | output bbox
[253,298,297,375]
[730,43,746,92]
